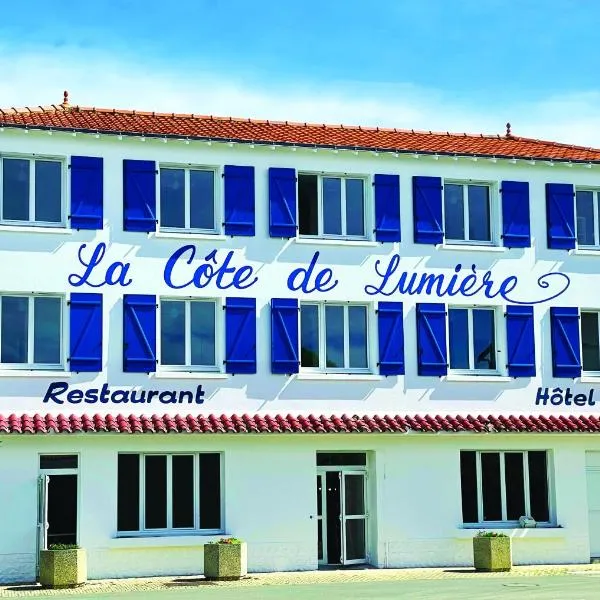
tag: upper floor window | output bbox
[581,310,600,373]
[298,174,367,239]
[159,166,217,233]
[444,182,494,245]
[576,189,600,248]
[300,302,370,372]
[0,294,63,369]
[1,157,63,225]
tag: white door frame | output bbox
[340,470,368,565]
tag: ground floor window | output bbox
[117,453,222,534]
[460,450,550,524]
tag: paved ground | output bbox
[4,565,600,599]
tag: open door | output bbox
[341,471,367,565]
[36,475,49,578]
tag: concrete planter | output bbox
[39,548,87,588]
[204,542,247,581]
[473,536,512,572]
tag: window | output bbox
[117,453,222,533]
[444,182,493,244]
[448,307,498,373]
[160,299,219,371]
[581,311,600,372]
[460,450,550,524]
[159,166,216,232]
[298,173,367,238]
[576,189,600,247]
[0,295,62,369]
[300,303,370,371]
[1,157,63,225]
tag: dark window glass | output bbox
[460,451,478,523]
[468,185,491,241]
[33,296,61,364]
[160,168,185,228]
[348,305,368,369]
[325,305,344,368]
[473,309,496,370]
[298,174,318,235]
[582,312,600,372]
[161,300,186,365]
[444,183,464,240]
[117,454,140,532]
[145,455,167,529]
[345,519,366,561]
[316,453,367,466]
[199,453,221,529]
[323,177,342,235]
[528,451,550,522]
[448,308,469,369]
[172,455,194,528]
[190,301,216,366]
[35,160,62,223]
[190,169,215,230]
[300,304,319,367]
[40,455,78,469]
[345,179,365,236]
[3,158,29,221]
[504,453,526,520]
[481,453,502,521]
[576,190,596,246]
[1,296,28,363]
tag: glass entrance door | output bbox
[341,471,367,565]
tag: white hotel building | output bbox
[1,95,600,582]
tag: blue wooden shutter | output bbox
[271,298,299,374]
[501,181,530,248]
[413,176,443,244]
[546,183,575,249]
[225,297,257,374]
[550,307,581,378]
[506,305,535,377]
[377,302,404,375]
[224,165,255,236]
[123,160,157,232]
[70,156,103,229]
[374,174,401,242]
[123,294,157,372]
[416,303,447,376]
[269,168,297,238]
[69,293,102,372]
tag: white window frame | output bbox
[580,309,600,375]
[157,164,220,234]
[447,305,503,376]
[300,302,373,373]
[0,293,66,370]
[575,188,600,248]
[465,450,552,526]
[0,155,67,227]
[158,297,222,373]
[298,172,370,240]
[443,180,497,246]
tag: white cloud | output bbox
[1,46,599,147]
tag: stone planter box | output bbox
[473,536,512,572]
[39,548,87,588]
[204,542,247,581]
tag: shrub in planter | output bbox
[39,544,87,588]
[473,532,512,572]
[204,538,247,581]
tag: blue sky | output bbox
[1,0,599,145]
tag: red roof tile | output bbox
[1,413,600,434]
[1,103,600,163]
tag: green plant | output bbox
[476,531,508,538]
[207,537,242,545]
[48,543,80,550]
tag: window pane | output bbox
[316,452,367,467]
[33,297,61,364]
[505,453,526,520]
[145,455,167,529]
[473,309,496,370]
[444,184,464,240]
[190,302,216,366]
[348,305,367,368]
[576,191,596,246]
[160,168,185,228]
[199,453,221,529]
[161,301,185,365]
[448,308,469,369]
[35,160,62,223]
[3,158,29,221]
[323,177,342,235]
[468,185,491,241]
[1,296,28,363]
[300,304,319,367]
[40,455,78,469]
[190,169,215,230]
[460,451,479,523]
[298,174,318,235]
[481,453,502,521]
[345,519,366,561]
[172,455,194,528]
[325,305,345,368]
[528,451,550,522]
[582,312,600,372]
[345,179,365,236]
[344,474,365,515]
[118,454,140,532]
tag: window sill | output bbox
[111,533,226,548]
[0,370,71,378]
[442,374,513,383]
[295,237,379,248]
[151,371,228,380]
[454,527,564,540]
[150,231,227,241]
[295,372,383,382]
[0,224,72,235]
[439,243,505,253]
[571,248,600,256]
[578,375,600,383]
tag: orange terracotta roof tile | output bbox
[1,102,600,163]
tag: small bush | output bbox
[207,537,242,545]
[475,531,508,538]
[48,543,80,550]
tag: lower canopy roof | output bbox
[0,413,599,434]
